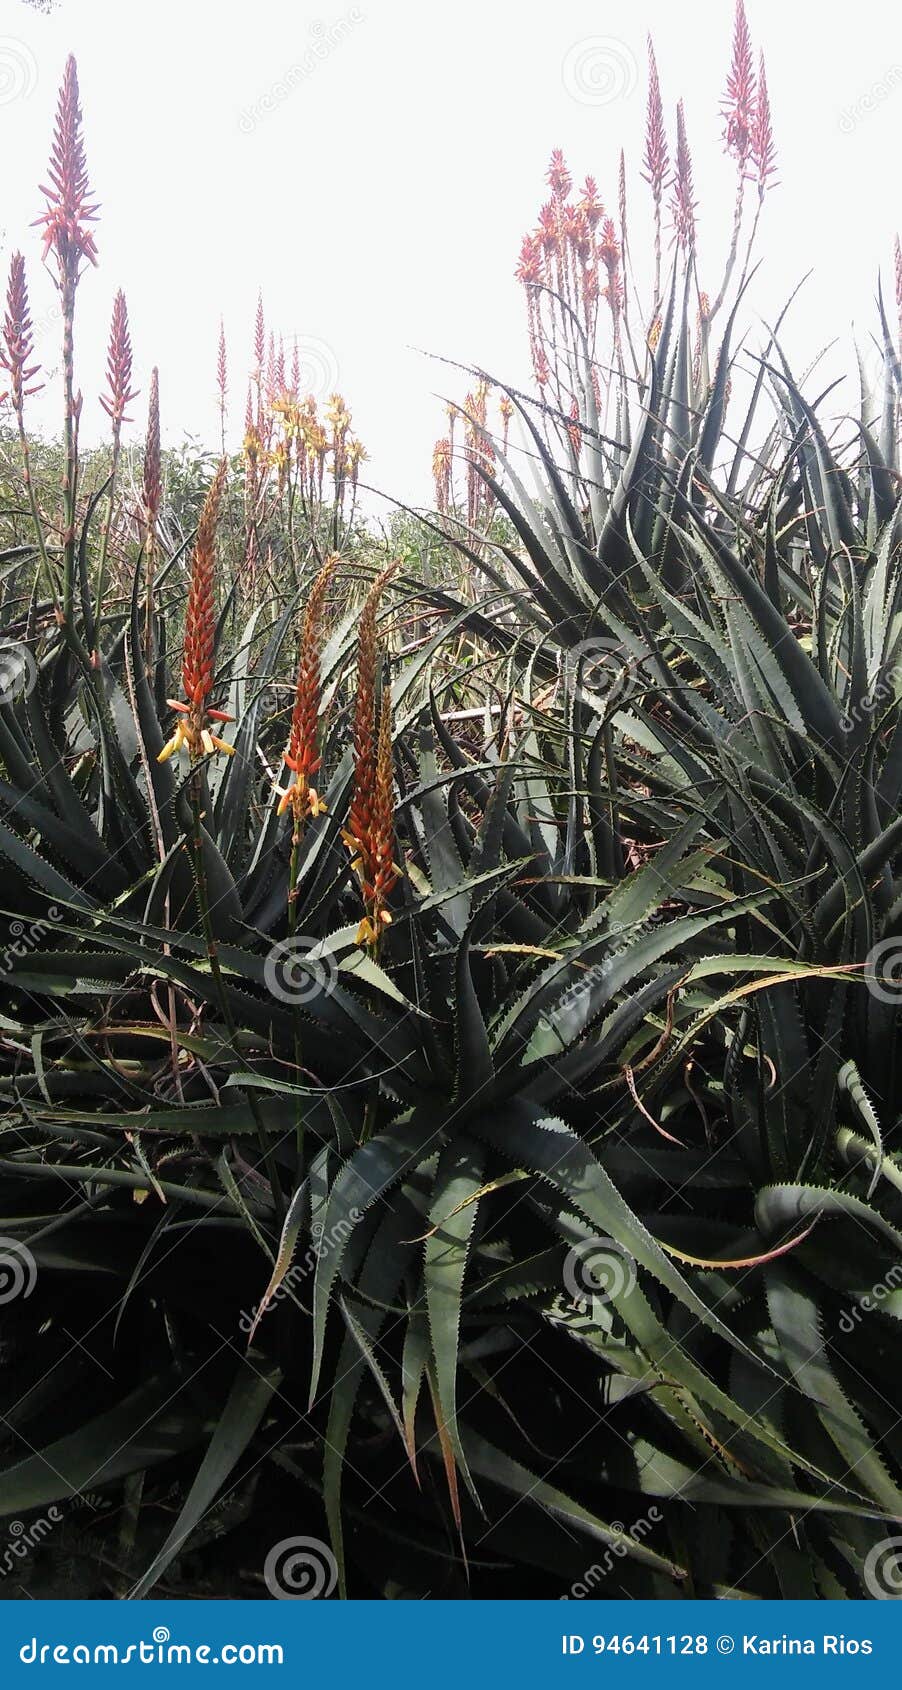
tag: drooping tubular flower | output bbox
[0,252,42,417]
[158,460,235,763]
[275,552,340,824]
[342,563,402,950]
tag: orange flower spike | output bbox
[158,460,235,764]
[275,552,340,823]
[343,563,397,871]
[342,562,402,951]
[369,676,402,929]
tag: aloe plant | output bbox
[2,23,902,1604]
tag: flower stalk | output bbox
[157,459,235,763]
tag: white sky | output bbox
[0,0,900,509]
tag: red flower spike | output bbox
[722,0,756,168]
[99,289,138,439]
[670,101,697,253]
[642,39,669,203]
[750,52,777,195]
[1,252,42,415]
[34,55,99,286]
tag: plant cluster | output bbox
[1,8,902,1601]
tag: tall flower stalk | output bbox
[642,39,669,309]
[0,251,54,602]
[343,563,401,952]
[216,319,228,458]
[141,368,161,669]
[276,553,339,841]
[95,288,137,637]
[34,55,98,628]
[157,459,235,764]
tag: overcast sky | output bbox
[0,0,900,508]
